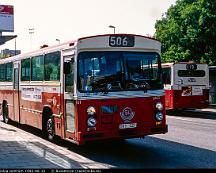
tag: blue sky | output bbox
[0,0,176,53]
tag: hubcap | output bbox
[47,119,54,135]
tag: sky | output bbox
[0,0,176,53]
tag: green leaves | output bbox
[155,0,216,65]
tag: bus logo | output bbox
[120,107,135,122]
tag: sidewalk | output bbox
[0,116,111,169]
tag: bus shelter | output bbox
[0,35,17,46]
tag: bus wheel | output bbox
[46,118,55,141]
[2,102,9,124]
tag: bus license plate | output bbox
[119,123,137,129]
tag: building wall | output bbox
[0,48,21,58]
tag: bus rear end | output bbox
[64,34,168,145]
[164,62,209,110]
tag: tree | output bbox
[154,0,216,65]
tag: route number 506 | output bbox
[109,35,134,47]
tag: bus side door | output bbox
[63,54,76,139]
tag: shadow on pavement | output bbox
[0,126,17,132]
[166,109,216,120]
[56,136,216,168]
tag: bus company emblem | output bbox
[120,107,135,122]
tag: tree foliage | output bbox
[154,0,216,65]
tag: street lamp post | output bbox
[14,38,17,55]
[29,28,34,50]
[56,39,60,44]
[109,25,116,34]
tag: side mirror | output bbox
[64,62,71,74]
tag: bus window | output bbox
[162,67,171,85]
[6,63,13,81]
[21,58,30,81]
[78,52,123,92]
[124,52,160,81]
[31,55,44,81]
[0,63,13,82]
[78,51,162,92]
[44,51,60,81]
[65,59,74,92]
[0,64,4,81]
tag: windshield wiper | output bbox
[138,81,151,93]
[128,79,150,93]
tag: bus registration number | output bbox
[119,123,137,129]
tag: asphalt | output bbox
[166,105,216,119]
[183,105,216,116]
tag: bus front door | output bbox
[63,55,76,139]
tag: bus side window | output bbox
[0,63,13,82]
[31,55,44,81]
[21,58,30,81]
[44,51,60,81]
[162,67,171,85]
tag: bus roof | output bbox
[0,34,161,64]
[78,33,160,42]
[162,62,208,68]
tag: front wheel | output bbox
[46,118,55,141]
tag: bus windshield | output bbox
[78,51,162,92]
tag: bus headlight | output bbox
[87,117,97,127]
[155,112,163,121]
[156,102,163,111]
[87,106,96,116]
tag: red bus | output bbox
[0,34,168,145]
[162,62,209,110]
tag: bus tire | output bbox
[46,117,55,141]
[2,101,9,124]
[42,107,55,141]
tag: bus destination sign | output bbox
[109,35,134,47]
